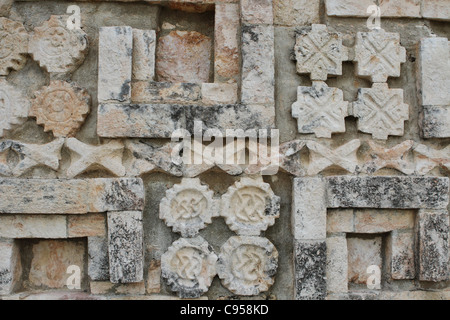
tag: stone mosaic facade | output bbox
[0,0,449,300]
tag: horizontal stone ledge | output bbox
[98,103,275,138]
[326,176,449,209]
[0,178,145,214]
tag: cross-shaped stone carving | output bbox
[361,140,414,174]
[414,144,450,175]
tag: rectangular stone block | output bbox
[88,236,110,281]
[418,210,449,282]
[201,83,238,105]
[326,0,375,17]
[108,211,144,283]
[241,0,273,24]
[387,230,415,280]
[274,0,320,26]
[292,177,327,240]
[326,176,449,209]
[379,0,421,17]
[132,29,156,81]
[347,236,382,285]
[147,260,161,294]
[0,215,67,238]
[131,81,201,104]
[294,240,327,300]
[0,240,21,295]
[421,105,450,138]
[68,213,106,238]
[326,235,348,294]
[354,209,415,233]
[422,0,450,21]
[327,209,354,234]
[241,25,275,104]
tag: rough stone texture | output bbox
[307,140,360,175]
[161,236,217,298]
[0,240,21,295]
[361,140,414,174]
[218,236,278,296]
[422,0,450,20]
[379,0,421,17]
[387,230,415,280]
[68,213,106,238]
[131,81,201,104]
[421,106,450,138]
[292,81,348,138]
[273,0,320,26]
[294,240,326,300]
[108,211,144,283]
[354,209,415,233]
[347,236,382,285]
[418,210,449,282]
[0,0,13,17]
[98,26,133,102]
[240,0,273,24]
[201,83,238,105]
[156,30,212,84]
[28,15,88,74]
[146,260,161,294]
[414,144,450,175]
[221,177,280,236]
[0,215,67,238]
[0,78,30,137]
[292,177,326,240]
[327,209,354,234]
[326,176,450,209]
[326,235,348,294]
[132,29,156,81]
[30,81,90,137]
[88,236,109,281]
[325,0,376,17]
[0,17,28,76]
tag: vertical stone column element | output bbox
[161,236,217,298]
[417,210,449,282]
[88,236,109,281]
[159,178,217,237]
[221,177,280,236]
[107,211,144,283]
[0,78,30,138]
[0,18,28,76]
[132,29,156,81]
[217,236,278,296]
[386,230,415,280]
[326,234,348,294]
[292,81,349,138]
[354,29,406,83]
[0,239,21,295]
[353,83,409,140]
[294,24,347,81]
[98,26,133,102]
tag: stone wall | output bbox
[0,0,449,300]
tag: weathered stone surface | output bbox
[0,78,30,137]
[294,25,347,81]
[0,18,28,76]
[414,144,450,175]
[354,209,415,233]
[28,15,88,74]
[162,236,217,298]
[240,0,273,24]
[326,176,449,209]
[218,236,278,296]
[156,30,211,83]
[292,81,348,138]
[30,81,90,137]
[325,0,375,17]
[215,3,239,80]
[274,0,320,26]
[201,83,238,105]
[418,210,449,282]
[88,236,109,281]
[294,240,326,300]
[306,140,360,175]
[115,282,145,295]
[422,0,450,21]
[65,138,125,178]
[347,236,382,285]
[221,177,280,236]
[327,209,354,234]
[98,26,133,102]
[0,215,67,238]
[387,230,415,280]
[379,0,421,17]
[241,25,275,104]
[326,235,348,293]
[0,0,13,17]
[353,83,409,140]
[168,2,214,13]
[160,178,216,237]
[108,211,144,283]
[68,213,106,238]
[29,239,85,289]
[132,29,156,81]
[292,177,326,240]
[90,281,114,295]
[146,260,161,294]
[0,240,21,295]
[421,106,450,138]
[131,81,201,104]
[361,140,414,174]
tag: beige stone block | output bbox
[132,81,201,104]
[68,213,106,238]
[422,0,450,21]
[347,236,382,285]
[201,83,238,105]
[90,281,114,295]
[147,260,161,294]
[0,215,67,238]
[241,0,273,24]
[326,0,375,17]
[115,282,145,295]
[354,210,415,233]
[379,0,421,17]
[274,0,320,26]
[132,29,156,81]
[327,210,354,234]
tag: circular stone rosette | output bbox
[0,78,30,137]
[30,80,90,137]
[217,236,278,296]
[160,178,216,237]
[161,236,218,298]
[221,177,280,236]
[0,18,28,76]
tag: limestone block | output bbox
[292,177,327,240]
[0,240,21,295]
[353,83,409,140]
[354,29,406,83]
[88,236,109,281]
[221,177,280,236]
[108,211,144,283]
[160,178,216,237]
[241,25,275,104]
[146,260,161,294]
[132,29,156,81]
[327,209,354,234]
[354,209,415,233]
[273,0,320,26]
[217,236,278,296]
[161,236,217,298]
[240,0,273,24]
[347,236,382,285]
[98,26,133,102]
[0,141,11,176]
[0,215,67,238]
[0,78,30,137]
[326,176,449,209]
[0,18,28,76]
[414,144,450,175]
[30,81,90,137]
[421,106,450,138]
[387,230,415,280]
[0,0,13,17]
[68,213,106,238]
[379,0,421,17]
[131,81,201,104]
[422,0,450,21]
[201,83,238,105]
[292,81,348,138]
[294,240,326,300]
[361,140,414,175]
[325,0,375,17]
[326,235,348,294]
[294,25,347,81]
[418,210,449,282]
[156,30,211,83]
[28,15,88,74]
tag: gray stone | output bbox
[421,105,450,138]
[240,0,273,25]
[88,236,109,281]
[387,230,415,280]
[131,81,201,104]
[325,0,375,17]
[0,215,67,238]
[422,0,450,21]
[132,29,156,81]
[326,235,348,294]
[0,240,21,295]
